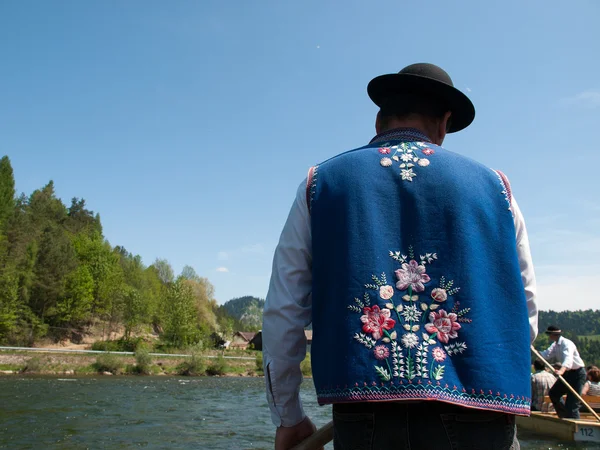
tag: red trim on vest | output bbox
[306,166,316,213]
[496,170,512,205]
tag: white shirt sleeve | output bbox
[262,180,313,427]
[561,339,575,370]
[511,197,538,344]
[540,342,556,361]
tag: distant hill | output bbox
[220,296,265,331]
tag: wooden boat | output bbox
[517,412,600,443]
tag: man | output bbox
[531,359,556,412]
[263,63,538,449]
[541,325,586,418]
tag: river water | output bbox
[0,376,598,449]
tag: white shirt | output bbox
[263,179,538,427]
[541,336,585,370]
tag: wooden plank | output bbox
[516,414,575,441]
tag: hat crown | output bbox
[398,63,454,87]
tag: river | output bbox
[0,376,597,449]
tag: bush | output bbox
[206,357,228,376]
[255,352,264,373]
[91,337,148,352]
[177,348,205,376]
[300,354,312,377]
[134,349,152,375]
[94,354,123,374]
[23,356,44,373]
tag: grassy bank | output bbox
[0,349,265,377]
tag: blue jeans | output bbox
[333,401,519,450]
[549,367,586,419]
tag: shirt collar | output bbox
[369,127,432,145]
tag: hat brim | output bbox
[367,73,475,133]
[545,330,562,334]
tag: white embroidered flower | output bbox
[380,157,392,167]
[401,304,422,322]
[400,153,413,162]
[401,332,419,349]
[401,168,416,181]
[418,158,430,167]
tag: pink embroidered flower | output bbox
[379,147,391,154]
[431,288,448,302]
[373,345,390,360]
[424,310,461,344]
[395,260,430,292]
[380,157,392,167]
[422,148,435,156]
[379,285,394,300]
[360,305,396,340]
[432,347,447,362]
[417,158,430,167]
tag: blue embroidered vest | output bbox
[308,129,531,415]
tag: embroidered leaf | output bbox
[406,355,416,380]
[430,304,439,310]
[408,245,415,260]
[364,283,378,290]
[428,339,436,345]
[420,303,428,311]
[411,325,420,332]
[403,324,411,331]
[354,297,364,308]
[433,365,445,381]
[395,305,403,312]
[375,365,391,382]
[407,163,414,168]
[347,305,361,313]
[364,293,371,306]
[382,337,390,343]
[400,163,406,168]
[354,333,376,349]
[445,342,467,356]
[457,307,471,317]
[390,331,397,340]
[392,155,399,161]
[381,272,387,285]
[422,333,429,341]
[385,303,394,309]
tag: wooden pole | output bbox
[531,345,600,423]
[290,421,334,450]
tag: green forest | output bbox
[0,155,238,349]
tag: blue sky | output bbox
[1,1,599,310]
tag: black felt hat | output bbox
[545,325,562,334]
[367,63,475,133]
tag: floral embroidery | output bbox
[395,260,430,292]
[360,305,396,340]
[400,168,416,181]
[348,246,472,384]
[431,288,448,302]
[378,142,434,181]
[380,157,392,167]
[401,304,422,322]
[379,285,394,300]
[432,347,447,362]
[401,332,419,349]
[374,345,390,360]
[425,310,461,344]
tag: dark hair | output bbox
[588,366,600,383]
[378,93,451,131]
[533,360,545,371]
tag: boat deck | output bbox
[517,412,600,443]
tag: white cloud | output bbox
[465,87,472,92]
[216,267,229,273]
[561,90,600,108]
[536,273,600,312]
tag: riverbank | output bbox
[0,349,263,377]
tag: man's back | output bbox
[309,129,533,415]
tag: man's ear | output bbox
[375,111,382,134]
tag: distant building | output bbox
[230,332,257,350]
[247,330,313,352]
